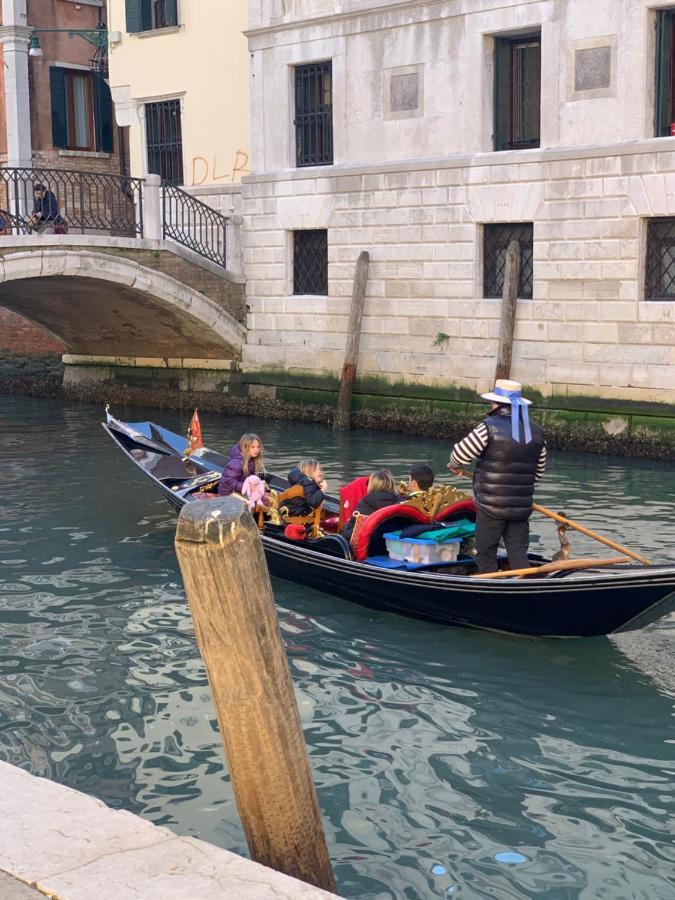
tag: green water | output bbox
[0,396,673,899]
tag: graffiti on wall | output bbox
[191,151,250,186]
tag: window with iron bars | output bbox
[645,218,675,300]
[483,223,534,299]
[494,34,541,151]
[295,62,333,167]
[145,98,183,186]
[293,230,328,295]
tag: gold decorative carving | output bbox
[400,484,471,519]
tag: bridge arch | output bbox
[0,242,246,359]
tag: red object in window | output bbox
[670,123,675,136]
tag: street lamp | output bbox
[28,23,108,78]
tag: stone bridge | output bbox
[0,235,246,360]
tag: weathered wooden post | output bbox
[334,250,370,430]
[174,497,336,893]
[494,239,521,382]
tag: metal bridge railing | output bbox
[0,167,143,237]
[162,183,227,268]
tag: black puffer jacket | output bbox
[473,407,545,521]
[343,489,401,541]
[285,467,325,517]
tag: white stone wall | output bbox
[242,0,675,404]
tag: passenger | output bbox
[217,432,267,497]
[285,458,327,517]
[408,463,435,496]
[343,469,400,541]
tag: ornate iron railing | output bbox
[162,184,227,268]
[0,167,143,237]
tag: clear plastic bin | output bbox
[383,533,461,564]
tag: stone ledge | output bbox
[0,761,339,900]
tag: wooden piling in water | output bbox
[174,497,336,893]
[494,239,521,382]
[334,250,370,430]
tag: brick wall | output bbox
[0,307,65,354]
[242,144,675,406]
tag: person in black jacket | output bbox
[285,458,327,517]
[343,470,401,542]
[447,379,546,574]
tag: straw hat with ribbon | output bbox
[480,379,532,444]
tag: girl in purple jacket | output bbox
[217,433,267,496]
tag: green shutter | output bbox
[165,0,178,26]
[93,74,114,153]
[49,67,67,148]
[494,39,512,151]
[125,0,142,33]
[655,11,673,137]
[141,0,152,30]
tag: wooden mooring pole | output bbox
[174,497,336,893]
[494,239,521,382]
[334,250,370,430]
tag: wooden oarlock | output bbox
[174,497,336,893]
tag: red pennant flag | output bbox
[185,409,203,456]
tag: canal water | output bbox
[0,396,673,900]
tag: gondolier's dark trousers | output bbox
[475,509,530,574]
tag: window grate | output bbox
[483,223,533,299]
[145,98,183,186]
[645,218,675,300]
[295,62,333,167]
[494,35,541,150]
[293,230,328,295]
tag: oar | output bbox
[447,466,652,566]
[473,556,630,579]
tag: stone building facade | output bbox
[243,0,675,410]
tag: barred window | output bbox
[483,223,533,299]
[145,98,183,186]
[494,35,541,151]
[293,230,328,295]
[645,218,675,300]
[295,62,333,167]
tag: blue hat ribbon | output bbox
[493,387,532,444]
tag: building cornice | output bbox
[242,136,675,183]
[245,0,454,40]
[0,24,32,45]
[245,0,545,43]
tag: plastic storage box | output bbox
[383,533,462,564]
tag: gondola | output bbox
[102,414,675,638]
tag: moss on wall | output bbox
[1,356,673,459]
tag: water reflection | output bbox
[0,396,673,899]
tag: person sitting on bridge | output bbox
[217,432,268,497]
[343,469,401,542]
[285,458,327,518]
[28,182,65,235]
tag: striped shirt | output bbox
[449,422,547,479]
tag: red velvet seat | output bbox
[436,499,477,521]
[350,497,478,562]
[339,476,370,532]
[351,504,431,561]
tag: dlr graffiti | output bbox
[191,151,250,185]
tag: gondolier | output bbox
[448,379,547,574]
